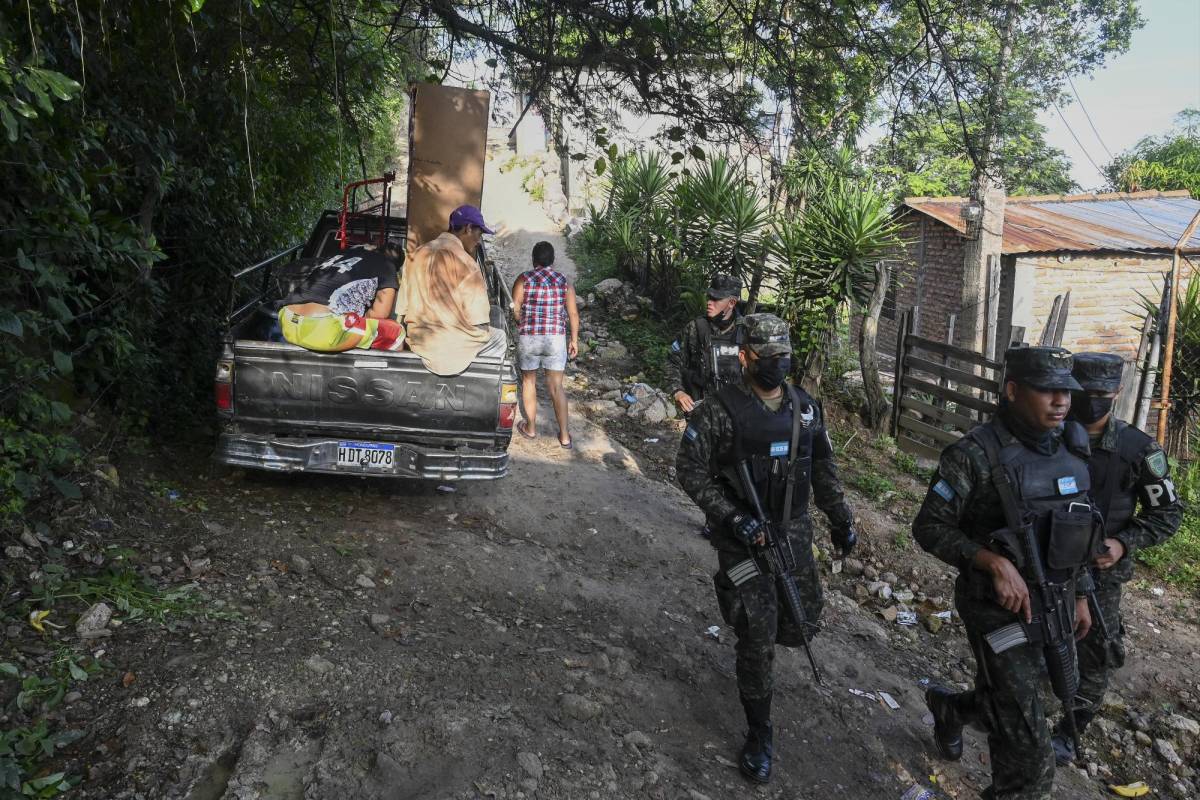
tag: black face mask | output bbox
[1070,393,1114,425]
[749,356,791,390]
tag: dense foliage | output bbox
[870,99,1076,199]
[579,147,901,400]
[0,1,412,518]
[1106,109,1200,197]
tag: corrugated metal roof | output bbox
[903,190,1200,254]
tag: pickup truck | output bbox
[212,197,518,481]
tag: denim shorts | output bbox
[518,333,567,371]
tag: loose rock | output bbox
[517,751,543,781]
[560,693,601,721]
[76,603,113,639]
[1155,738,1183,766]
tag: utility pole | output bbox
[959,1,1015,357]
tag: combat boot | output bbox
[1051,707,1093,765]
[739,694,774,784]
[925,685,966,761]
[1050,733,1075,766]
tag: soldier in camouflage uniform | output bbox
[1049,353,1183,764]
[676,313,857,785]
[914,347,1098,800]
[665,273,744,415]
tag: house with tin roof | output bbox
[869,190,1200,379]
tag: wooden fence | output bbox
[889,309,1003,461]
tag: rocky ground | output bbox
[3,145,1200,800]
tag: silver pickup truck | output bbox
[213,208,517,480]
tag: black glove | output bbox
[727,512,763,546]
[832,525,857,557]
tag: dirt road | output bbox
[42,145,1200,800]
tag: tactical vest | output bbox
[716,384,816,522]
[694,317,743,396]
[1089,423,1150,537]
[971,420,1101,583]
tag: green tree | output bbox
[1,0,413,516]
[1105,108,1200,196]
[871,97,1076,199]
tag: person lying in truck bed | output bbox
[275,244,406,352]
[395,205,505,376]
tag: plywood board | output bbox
[406,84,491,254]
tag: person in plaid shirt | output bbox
[511,241,579,447]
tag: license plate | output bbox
[336,441,395,470]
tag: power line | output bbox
[1065,74,1114,161]
[1050,100,1179,243]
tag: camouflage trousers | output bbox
[955,581,1056,800]
[1068,579,1125,730]
[712,525,824,701]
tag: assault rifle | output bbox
[1086,567,1112,642]
[735,461,824,686]
[982,466,1084,763]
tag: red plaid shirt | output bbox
[518,267,568,336]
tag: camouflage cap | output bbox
[740,313,791,357]
[1003,346,1083,391]
[707,273,742,299]
[1072,352,1124,392]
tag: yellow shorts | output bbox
[278,309,403,351]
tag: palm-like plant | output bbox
[1143,276,1200,458]
[767,156,904,426]
[675,156,770,294]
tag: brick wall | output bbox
[1027,253,1176,362]
[855,212,967,364]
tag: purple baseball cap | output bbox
[448,205,495,234]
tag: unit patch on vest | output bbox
[1145,450,1168,478]
[714,344,739,358]
[684,425,698,441]
[671,339,681,352]
[798,405,816,428]
[932,479,955,502]
[1057,476,1078,495]
[770,441,789,457]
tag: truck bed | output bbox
[214,208,517,481]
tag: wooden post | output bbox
[1052,289,1070,347]
[1156,208,1200,446]
[890,309,912,439]
[1136,326,1161,432]
[1040,295,1062,346]
[984,254,1001,361]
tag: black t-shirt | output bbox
[278,248,399,315]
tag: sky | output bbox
[1040,0,1200,191]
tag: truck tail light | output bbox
[215,360,234,413]
[498,402,516,430]
[500,382,518,404]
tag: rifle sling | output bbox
[781,384,804,524]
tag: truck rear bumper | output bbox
[215,434,509,480]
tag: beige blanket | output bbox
[396,232,491,376]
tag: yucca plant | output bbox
[767,158,904,426]
[675,156,770,296]
[1143,276,1200,459]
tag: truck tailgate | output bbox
[231,341,507,442]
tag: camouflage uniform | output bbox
[914,347,1095,800]
[1060,354,1183,744]
[677,385,853,698]
[664,316,741,401]
[675,315,854,702]
[665,274,743,403]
